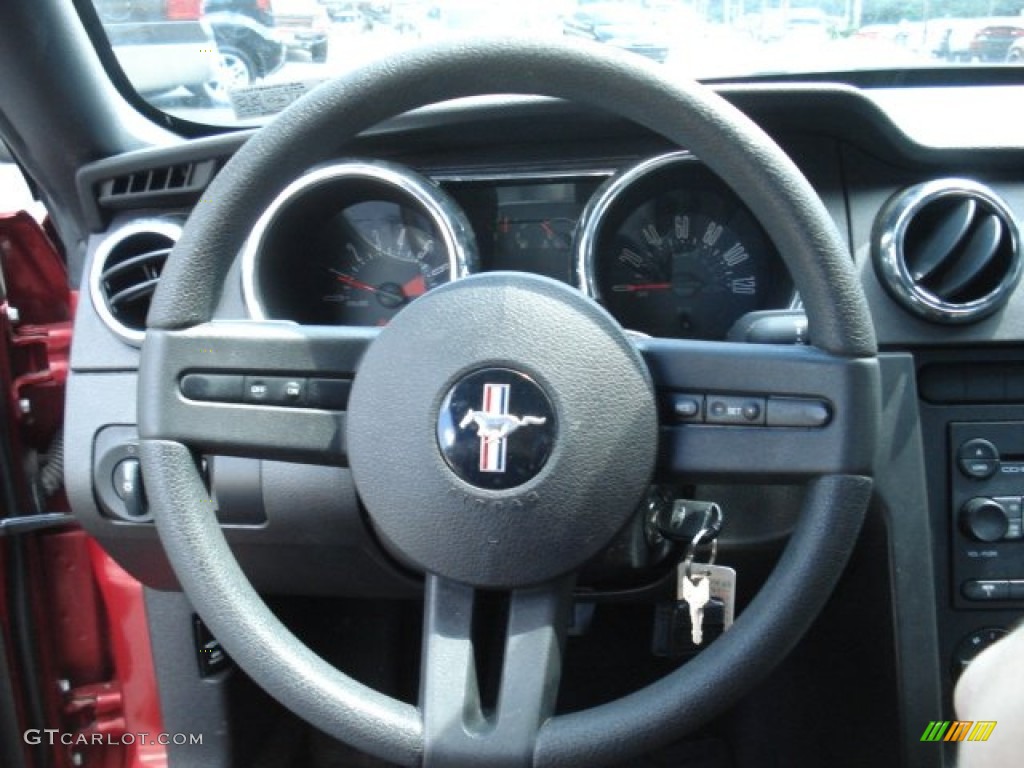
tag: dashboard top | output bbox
[69,81,1024,370]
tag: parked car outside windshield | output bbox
[86,0,1024,127]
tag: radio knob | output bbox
[960,497,1011,543]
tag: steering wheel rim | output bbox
[138,37,879,767]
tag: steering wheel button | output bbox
[243,376,308,406]
[765,397,831,428]
[307,378,352,410]
[706,395,765,426]
[180,373,244,402]
[245,377,270,402]
[1010,580,1024,600]
[669,394,703,422]
[282,379,305,402]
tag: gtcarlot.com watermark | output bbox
[25,730,203,747]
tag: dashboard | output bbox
[239,151,792,339]
[62,82,1024,768]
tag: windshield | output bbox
[88,0,1024,127]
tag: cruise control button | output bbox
[765,398,831,427]
[280,379,306,404]
[668,394,703,422]
[705,396,765,426]
[244,377,272,403]
[243,376,307,406]
[962,580,1009,601]
[307,378,352,410]
[180,373,244,402]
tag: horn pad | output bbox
[346,272,657,589]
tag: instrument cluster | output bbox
[243,152,795,340]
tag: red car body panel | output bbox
[0,211,165,768]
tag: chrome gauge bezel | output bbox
[573,150,700,302]
[241,159,478,323]
[573,150,797,338]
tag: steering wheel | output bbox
[138,38,879,768]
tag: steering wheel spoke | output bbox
[139,321,375,463]
[638,338,879,482]
[421,574,574,768]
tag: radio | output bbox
[950,423,1024,608]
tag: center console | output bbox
[918,354,1024,690]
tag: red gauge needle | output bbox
[402,274,427,297]
[611,282,672,293]
[331,270,406,301]
[332,270,382,294]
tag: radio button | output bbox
[962,580,1009,601]
[995,496,1023,539]
[958,439,999,479]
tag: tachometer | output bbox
[243,160,476,326]
[575,152,792,339]
[320,201,450,326]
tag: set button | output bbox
[707,396,765,425]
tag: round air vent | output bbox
[873,179,1022,324]
[89,219,181,344]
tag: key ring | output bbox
[682,503,722,582]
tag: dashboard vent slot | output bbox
[873,179,1022,324]
[97,159,217,209]
[90,220,182,344]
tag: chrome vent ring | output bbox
[872,179,1022,324]
[89,219,181,345]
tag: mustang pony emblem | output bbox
[459,383,547,473]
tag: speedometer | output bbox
[575,152,792,339]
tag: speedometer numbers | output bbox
[576,152,791,340]
[604,208,763,339]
